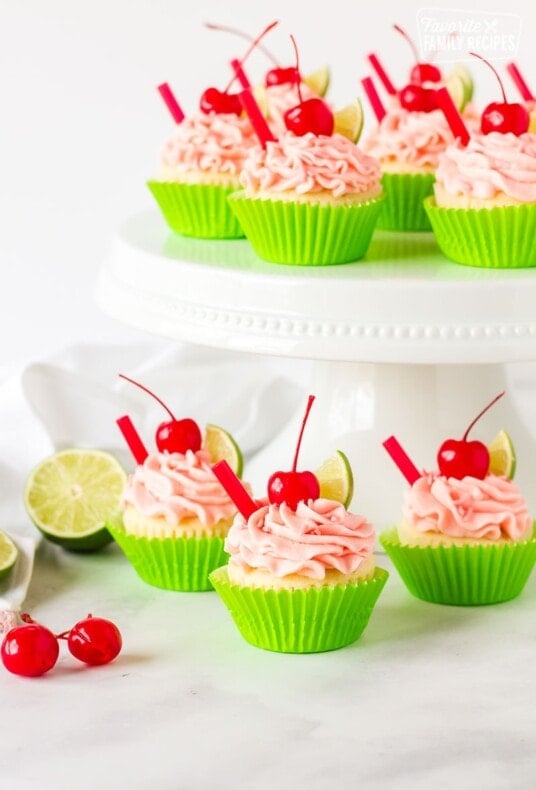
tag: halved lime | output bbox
[333,99,364,143]
[302,66,330,97]
[315,450,354,507]
[488,430,516,479]
[0,530,18,581]
[448,64,474,103]
[23,449,127,552]
[444,73,468,112]
[203,425,243,477]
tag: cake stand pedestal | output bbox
[96,212,536,528]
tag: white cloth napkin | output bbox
[0,341,305,612]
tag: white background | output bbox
[1,0,535,367]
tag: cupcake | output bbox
[209,395,388,652]
[424,131,536,267]
[109,375,245,591]
[228,129,384,266]
[381,394,536,605]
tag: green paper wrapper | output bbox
[107,521,228,592]
[380,527,536,606]
[147,180,244,239]
[209,566,389,652]
[227,191,385,266]
[376,172,435,232]
[424,198,536,268]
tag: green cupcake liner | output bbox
[147,180,245,239]
[380,527,536,606]
[376,172,435,232]
[107,521,228,592]
[227,191,385,266]
[209,566,389,653]
[424,197,536,268]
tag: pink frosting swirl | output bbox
[403,472,532,541]
[435,132,536,202]
[160,112,258,178]
[362,107,454,170]
[225,499,375,580]
[122,450,237,527]
[240,131,381,198]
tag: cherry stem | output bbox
[367,53,397,95]
[289,34,303,104]
[239,89,277,148]
[230,58,251,90]
[435,87,470,146]
[21,613,35,624]
[506,62,534,102]
[470,52,507,104]
[56,630,71,640]
[361,76,386,122]
[205,21,279,65]
[212,460,258,519]
[462,391,505,441]
[393,24,419,65]
[157,83,185,124]
[292,395,315,473]
[222,20,279,94]
[116,415,149,465]
[118,373,176,421]
[383,436,421,485]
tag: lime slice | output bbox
[488,430,516,479]
[529,111,536,134]
[444,73,468,112]
[203,424,243,477]
[333,99,365,143]
[24,449,127,552]
[302,66,330,97]
[448,65,474,103]
[315,450,354,507]
[0,530,18,581]
[253,84,269,117]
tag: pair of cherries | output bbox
[1,614,122,678]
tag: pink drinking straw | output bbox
[382,436,421,485]
[230,58,252,90]
[157,82,185,123]
[435,86,470,146]
[506,62,534,102]
[361,76,387,122]
[239,89,276,148]
[212,460,258,519]
[116,415,149,465]
[367,53,397,95]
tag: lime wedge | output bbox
[529,111,536,134]
[333,99,365,143]
[315,450,354,507]
[444,73,468,112]
[24,449,127,552]
[0,530,18,581]
[488,430,516,479]
[302,66,330,97]
[203,424,243,477]
[448,65,474,103]
[253,84,269,117]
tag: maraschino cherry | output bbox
[283,36,333,136]
[59,615,122,666]
[119,374,201,454]
[1,614,59,677]
[394,24,440,113]
[437,391,505,480]
[471,53,529,135]
[267,395,320,509]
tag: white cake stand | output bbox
[96,212,536,527]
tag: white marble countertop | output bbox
[2,542,535,790]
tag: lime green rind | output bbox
[424,198,536,268]
[209,566,389,652]
[0,531,18,580]
[36,525,114,553]
[380,527,536,606]
[228,192,385,266]
[147,180,245,239]
[376,172,435,232]
[107,521,228,592]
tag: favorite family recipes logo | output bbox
[416,8,522,62]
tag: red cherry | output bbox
[199,87,242,116]
[66,615,122,666]
[284,97,334,136]
[1,619,59,677]
[399,83,438,113]
[471,52,530,136]
[437,391,505,480]
[267,395,320,509]
[265,66,300,86]
[410,63,442,84]
[119,374,202,455]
